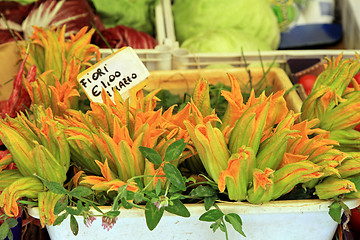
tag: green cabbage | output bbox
[180,28,272,53]
[90,0,159,36]
[15,0,36,4]
[172,0,280,51]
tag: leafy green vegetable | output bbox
[181,28,272,53]
[9,0,36,4]
[153,89,188,113]
[90,0,159,36]
[172,0,280,51]
[208,83,231,118]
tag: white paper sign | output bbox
[77,47,150,103]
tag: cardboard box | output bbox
[0,41,21,101]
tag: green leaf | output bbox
[190,185,217,198]
[163,163,186,191]
[54,196,68,215]
[70,215,79,236]
[0,221,10,240]
[96,194,107,206]
[340,201,351,215]
[154,89,183,112]
[349,176,360,187]
[88,203,103,215]
[7,231,13,240]
[145,201,164,230]
[76,200,84,213]
[43,180,68,195]
[105,211,120,218]
[113,186,127,210]
[112,198,119,211]
[17,200,38,206]
[126,191,135,199]
[121,198,133,209]
[199,209,224,222]
[169,193,186,201]
[164,139,187,163]
[225,213,246,237]
[135,178,144,190]
[134,191,145,203]
[329,201,342,223]
[53,212,69,226]
[165,199,190,217]
[219,222,226,232]
[186,177,197,183]
[139,146,163,165]
[169,183,182,193]
[204,196,218,211]
[210,222,220,232]
[6,218,18,228]
[70,186,93,198]
[155,180,162,196]
[66,207,81,216]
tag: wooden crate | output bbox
[0,41,21,101]
[146,67,302,113]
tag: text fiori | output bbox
[77,47,150,103]
[79,65,138,98]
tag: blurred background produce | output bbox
[0,0,159,49]
[172,0,280,53]
[171,0,342,52]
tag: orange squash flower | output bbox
[81,160,138,193]
[218,147,256,201]
[247,168,274,204]
[315,176,357,199]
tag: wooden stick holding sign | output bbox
[77,47,150,103]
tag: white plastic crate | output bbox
[156,0,177,47]
[100,46,172,71]
[341,0,360,49]
[99,0,173,71]
[171,48,358,70]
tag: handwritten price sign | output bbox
[77,47,150,103]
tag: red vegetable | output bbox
[9,0,104,40]
[0,30,22,44]
[0,1,34,25]
[0,1,30,44]
[348,72,360,88]
[92,25,158,49]
[0,54,36,148]
[298,74,317,95]
[0,53,35,119]
[350,208,360,235]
